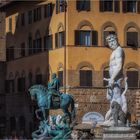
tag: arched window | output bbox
[44,28,53,50]
[126,27,138,48]
[126,67,139,88]
[55,23,65,48]
[33,30,42,53]
[75,21,98,46]
[103,26,116,46]
[103,67,109,87]
[79,67,92,86]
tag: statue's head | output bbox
[106,34,118,50]
[51,73,57,79]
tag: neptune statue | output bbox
[103,34,128,126]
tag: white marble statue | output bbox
[103,34,128,126]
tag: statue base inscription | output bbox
[103,127,136,140]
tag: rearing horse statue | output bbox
[28,85,75,122]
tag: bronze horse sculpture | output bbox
[28,85,75,122]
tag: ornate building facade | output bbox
[0,0,140,137]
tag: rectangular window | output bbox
[127,32,138,47]
[76,0,90,11]
[123,0,137,13]
[21,13,25,26]
[9,17,12,32]
[34,7,42,22]
[56,0,65,14]
[6,47,14,61]
[21,43,25,57]
[44,35,53,50]
[80,31,91,46]
[58,71,63,87]
[80,70,92,86]
[44,3,53,17]
[100,0,120,12]
[55,31,65,48]
[75,30,98,46]
[28,10,32,24]
[58,32,63,47]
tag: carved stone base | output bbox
[103,127,136,140]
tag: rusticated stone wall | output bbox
[67,88,139,123]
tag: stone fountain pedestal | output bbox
[103,127,136,140]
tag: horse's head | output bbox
[28,85,48,101]
[28,86,38,101]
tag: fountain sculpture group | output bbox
[28,34,136,140]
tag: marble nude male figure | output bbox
[103,34,128,126]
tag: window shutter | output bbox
[114,0,120,12]
[127,71,138,88]
[100,0,104,12]
[92,31,98,46]
[75,30,80,45]
[86,70,92,86]
[122,0,127,13]
[137,1,140,13]
[55,33,58,48]
[62,31,65,46]
[56,0,59,14]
